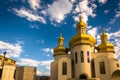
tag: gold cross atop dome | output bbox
[77,16,86,29]
[79,16,82,22]
[59,33,64,40]
[58,33,64,46]
[76,15,87,34]
[102,28,106,35]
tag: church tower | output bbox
[54,33,68,56]
[96,28,114,53]
[69,16,96,79]
[50,15,120,80]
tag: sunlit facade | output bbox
[0,54,16,80]
[50,16,120,80]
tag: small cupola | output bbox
[69,16,96,47]
[96,28,114,53]
[54,33,68,56]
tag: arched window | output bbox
[81,51,84,63]
[62,62,67,75]
[87,51,90,63]
[99,62,106,74]
[79,74,87,79]
[75,52,78,63]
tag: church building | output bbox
[50,16,120,80]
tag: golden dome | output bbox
[96,43,114,52]
[96,28,114,53]
[69,16,96,47]
[54,46,68,56]
[54,33,68,56]
[69,34,96,47]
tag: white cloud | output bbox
[115,11,120,18]
[17,58,53,75]
[17,58,40,67]
[17,58,53,70]
[42,48,53,54]
[16,40,24,45]
[98,0,107,4]
[108,4,120,24]
[30,24,39,29]
[69,0,76,3]
[87,27,98,38]
[109,19,116,24]
[28,0,40,10]
[36,40,44,44]
[73,0,97,22]
[13,8,46,24]
[37,70,49,76]
[40,10,47,16]
[87,25,92,30]
[108,30,120,59]
[47,0,73,23]
[104,10,109,14]
[0,41,23,58]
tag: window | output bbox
[75,52,78,63]
[0,69,2,78]
[99,62,106,74]
[14,70,16,79]
[87,51,90,63]
[117,63,119,67]
[81,51,84,63]
[62,62,67,75]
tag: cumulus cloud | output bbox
[98,0,107,4]
[17,58,53,75]
[47,0,73,23]
[30,24,39,29]
[17,58,40,67]
[0,41,23,58]
[87,27,98,38]
[115,11,120,18]
[13,8,46,24]
[42,48,53,54]
[73,0,97,23]
[109,3,120,24]
[28,0,40,10]
[108,30,120,59]
[36,40,44,44]
[104,10,109,14]
[37,70,50,76]
[109,19,116,24]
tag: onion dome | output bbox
[96,28,114,53]
[69,16,96,47]
[54,33,68,56]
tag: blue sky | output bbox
[0,0,120,75]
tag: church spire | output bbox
[54,33,68,56]
[97,28,114,53]
[76,16,86,34]
[58,33,64,46]
[101,28,108,43]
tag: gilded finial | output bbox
[102,28,105,34]
[79,16,82,22]
[60,33,62,38]
[59,33,64,39]
[58,33,64,46]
